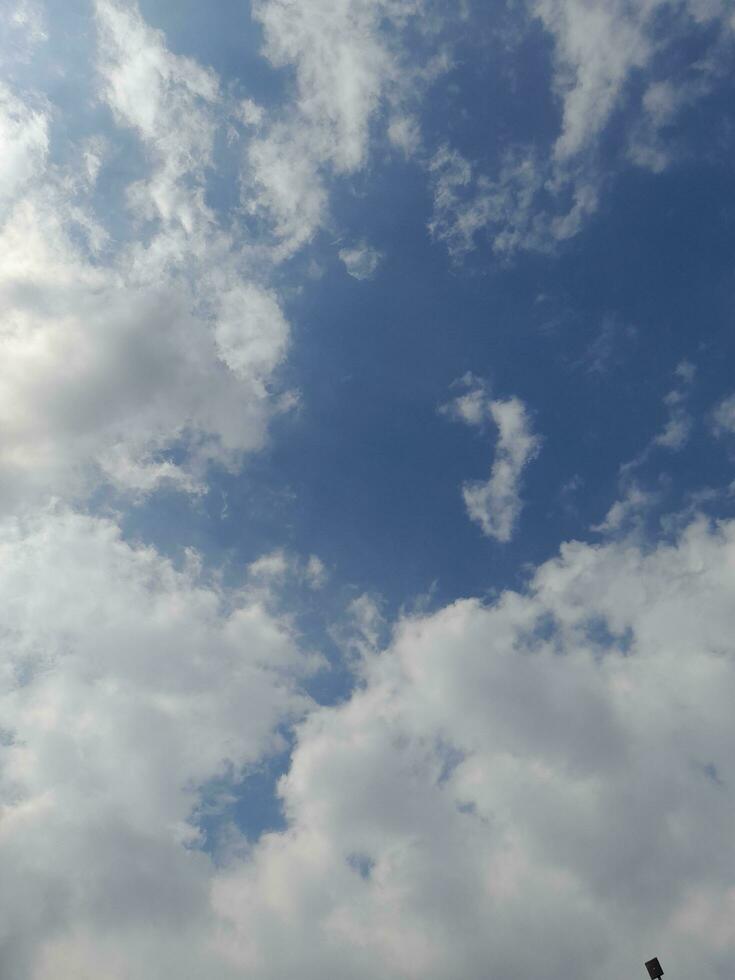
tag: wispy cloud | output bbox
[443,376,541,541]
[429,0,735,258]
[339,241,383,280]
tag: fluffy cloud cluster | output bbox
[0,502,735,980]
[0,0,293,511]
[9,507,735,977]
[0,506,314,979]
[443,377,541,541]
[210,514,735,980]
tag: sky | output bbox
[2,0,735,977]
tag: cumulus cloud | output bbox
[209,511,735,980]
[0,1,294,511]
[0,182,290,507]
[443,377,541,541]
[0,195,292,502]
[6,506,735,978]
[0,506,314,979]
[339,241,384,280]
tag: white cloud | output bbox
[244,123,330,257]
[463,397,541,541]
[236,98,264,127]
[536,0,732,170]
[95,0,219,233]
[7,504,735,978]
[253,0,394,174]
[247,549,292,585]
[339,241,384,280]
[243,0,444,255]
[209,511,735,980]
[653,364,696,452]
[5,4,735,977]
[675,359,696,384]
[345,593,386,659]
[305,555,328,590]
[0,81,48,215]
[0,3,294,511]
[442,373,490,428]
[592,483,655,534]
[428,142,599,258]
[614,366,696,490]
[713,393,735,436]
[444,378,541,541]
[534,0,652,163]
[654,392,692,451]
[387,112,421,157]
[0,183,290,507]
[430,0,735,257]
[0,506,312,979]
[247,550,329,595]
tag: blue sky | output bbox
[3,1,735,978]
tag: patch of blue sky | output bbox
[190,745,291,856]
[124,152,735,623]
[582,618,634,657]
[418,12,561,163]
[139,0,287,105]
[347,852,375,880]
